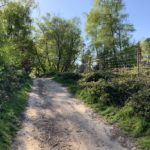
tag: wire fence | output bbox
[80,49,150,77]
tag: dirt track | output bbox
[12,78,137,150]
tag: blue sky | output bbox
[32,0,150,42]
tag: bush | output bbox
[0,80,31,149]
[53,70,150,150]
[83,71,117,82]
[79,77,148,106]
[0,68,26,109]
[56,72,82,81]
[138,136,150,149]
[44,71,57,77]
[131,88,150,119]
[79,88,99,104]
[104,78,147,106]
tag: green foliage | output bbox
[79,49,93,73]
[79,88,99,104]
[34,14,83,74]
[86,0,135,69]
[53,71,150,149]
[131,88,150,119]
[0,1,35,74]
[140,38,150,64]
[0,0,149,149]
[54,72,81,87]
[0,2,34,148]
[0,67,29,108]
[3,2,31,40]
[111,105,149,137]
[0,80,32,150]
[139,136,150,150]
[56,72,82,81]
[80,73,147,106]
[82,71,117,82]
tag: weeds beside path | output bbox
[0,79,32,150]
[12,78,138,150]
[52,72,150,150]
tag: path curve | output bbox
[12,78,137,150]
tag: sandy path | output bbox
[12,78,137,150]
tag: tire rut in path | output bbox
[12,78,138,150]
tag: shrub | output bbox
[83,71,117,82]
[138,136,150,149]
[104,78,147,106]
[79,77,148,106]
[0,69,26,109]
[45,71,57,77]
[79,88,98,104]
[131,88,150,119]
[56,72,82,81]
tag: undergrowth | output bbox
[0,79,32,150]
[52,71,150,150]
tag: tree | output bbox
[140,38,150,65]
[86,0,134,69]
[80,49,93,73]
[60,18,83,72]
[35,14,83,73]
[1,1,35,74]
[0,0,35,107]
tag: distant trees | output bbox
[0,0,149,76]
[80,49,93,73]
[140,38,150,65]
[86,0,135,69]
[34,14,83,74]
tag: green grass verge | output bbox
[52,74,150,150]
[0,79,32,150]
[139,136,150,150]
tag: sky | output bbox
[32,0,150,42]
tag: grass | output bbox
[53,75,80,95]
[139,136,150,150]
[52,72,150,150]
[85,98,150,150]
[0,79,32,150]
